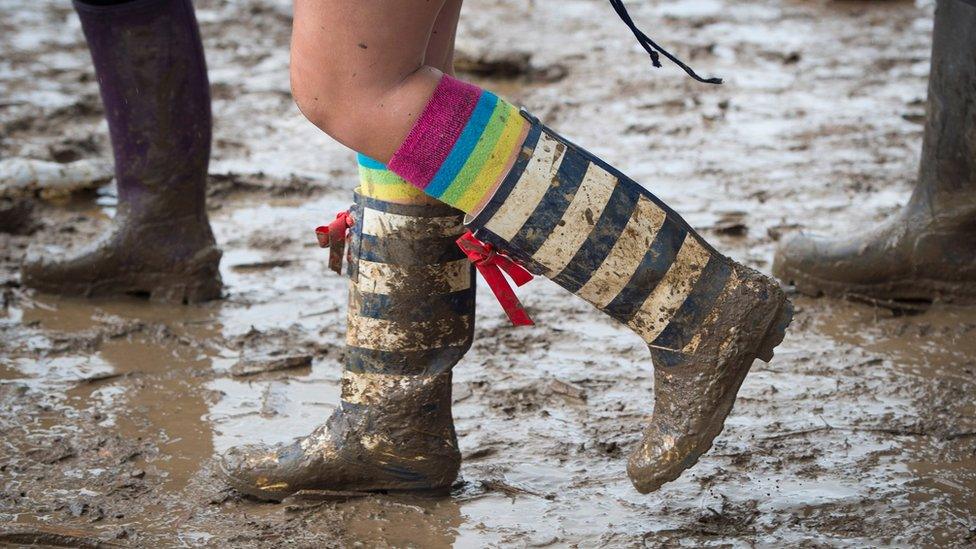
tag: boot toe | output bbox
[772,232,830,283]
[20,242,90,292]
[626,424,695,494]
[773,231,866,296]
[219,443,298,501]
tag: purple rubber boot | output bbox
[21,0,222,303]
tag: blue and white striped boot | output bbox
[466,112,793,493]
[220,192,474,500]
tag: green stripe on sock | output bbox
[439,100,512,205]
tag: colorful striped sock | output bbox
[357,153,442,206]
[388,75,530,213]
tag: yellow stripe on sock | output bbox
[439,100,514,207]
[359,166,440,205]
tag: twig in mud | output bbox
[230,354,313,377]
[853,426,929,437]
[760,426,831,441]
[18,293,58,311]
[848,293,932,314]
[79,371,133,385]
[945,431,976,441]
[180,319,217,326]
[0,527,122,548]
[479,478,555,500]
[299,306,339,318]
[548,378,587,401]
[230,259,298,272]
[760,423,949,442]
[282,489,376,506]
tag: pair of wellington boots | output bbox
[221,111,794,498]
[20,0,222,304]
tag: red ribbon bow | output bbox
[315,210,354,274]
[456,230,534,326]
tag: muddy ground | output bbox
[2,0,975,546]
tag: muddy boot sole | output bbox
[778,264,976,308]
[23,245,222,304]
[219,458,454,502]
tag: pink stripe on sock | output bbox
[388,75,482,189]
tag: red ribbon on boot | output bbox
[456,230,534,326]
[315,210,354,274]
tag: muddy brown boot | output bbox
[773,0,976,307]
[459,111,792,493]
[220,193,474,500]
[20,0,221,303]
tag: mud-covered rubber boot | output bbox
[220,193,474,500]
[773,0,976,307]
[20,0,221,303]
[464,113,792,493]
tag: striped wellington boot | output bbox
[220,192,474,500]
[466,112,793,493]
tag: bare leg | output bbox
[426,0,462,75]
[290,0,447,162]
[351,0,462,206]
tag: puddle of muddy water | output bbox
[3,192,975,546]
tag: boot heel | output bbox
[148,276,222,303]
[170,245,223,303]
[756,299,793,362]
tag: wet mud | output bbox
[2,0,975,546]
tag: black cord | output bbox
[608,0,722,85]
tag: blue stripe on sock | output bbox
[358,153,388,170]
[425,91,498,198]
[603,218,687,322]
[652,255,732,354]
[508,147,590,256]
[552,183,638,293]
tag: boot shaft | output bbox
[916,0,976,206]
[345,193,475,376]
[468,111,737,354]
[74,0,211,219]
[340,191,474,434]
[327,193,473,481]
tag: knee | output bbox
[290,60,359,146]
